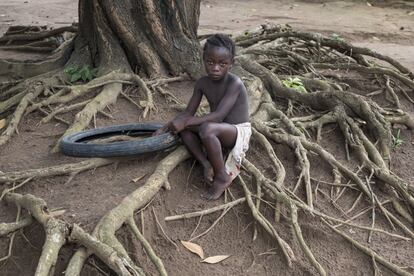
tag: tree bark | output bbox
[77,0,202,78]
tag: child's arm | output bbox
[153,83,202,135]
[171,79,242,132]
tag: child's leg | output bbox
[198,122,237,200]
[180,128,214,182]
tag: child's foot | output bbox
[201,172,232,200]
[203,163,214,183]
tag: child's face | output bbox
[203,46,233,81]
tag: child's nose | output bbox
[212,64,220,71]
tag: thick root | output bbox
[4,193,143,276]
[66,146,190,275]
[0,158,113,184]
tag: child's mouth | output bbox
[209,74,221,79]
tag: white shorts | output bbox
[225,122,252,180]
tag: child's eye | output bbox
[219,63,227,67]
[207,61,214,65]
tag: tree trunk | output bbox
[77,0,202,78]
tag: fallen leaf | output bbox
[201,255,230,264]
[180,240,204,259]
[366,2,372,6]
[0,119,6,130]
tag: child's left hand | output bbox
[171,117,188,134]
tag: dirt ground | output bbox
[0,0,414,275]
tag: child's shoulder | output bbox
[227,72,244,86]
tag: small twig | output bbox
[152,207,178,249]
[0,207,21,262]
[346,192,363,214]
[253,179,262,241]
[146,74,189,87]
[310,177,357,189]
[385,77,401,109]
[1,177,34,201]
[372,255,381,276]
[366,175,376,243]
[373,195,395,231]
[64,172,79,186]
[239,176,295,267]
[290,203,326,276]
[329,216,410,241]
[37,106,71,125]
[156,86,183,105]
[190,215,203,239]
[164,198,246,221]
[189,207,231,241]
[127,217,167,276]
[376,198,414,239]
[40,99,90,123]
[121,91,141,109]
[324,219,412,276]
[19,228,38,250]
[87,259,109,276]
[186,160,196,188]
[334,204,382,228]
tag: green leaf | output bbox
[70,72,82,83]
[64,66,76,74]
[80,69,88,81]
[85,70,93,81]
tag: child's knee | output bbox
[199,122,215,140]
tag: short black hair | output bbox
[203,34,235,59]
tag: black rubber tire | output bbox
[59,123,181,157]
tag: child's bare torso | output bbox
[197,72,249,125]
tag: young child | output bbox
[154,34,251,200]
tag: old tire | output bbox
[60,123,180,157]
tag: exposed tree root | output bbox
[65,147,190,275]
[127,217,167,276]
[0,38,74,79]
[0,158,113,184]
[165,198,246,221]
[0,26,77,44]
[239,176,296,267]
[236,29,414,78]
[324,220,412,276]
[0,217,33,236]
[0,82,44,145]
[1,24,414,275]
[4,193,140,276]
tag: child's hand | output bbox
[170,117,188,134]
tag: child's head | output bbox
[203,34,235,81]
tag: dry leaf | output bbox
[180,240,204,259]
[0,119,6,130]
[201,255,230,264]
